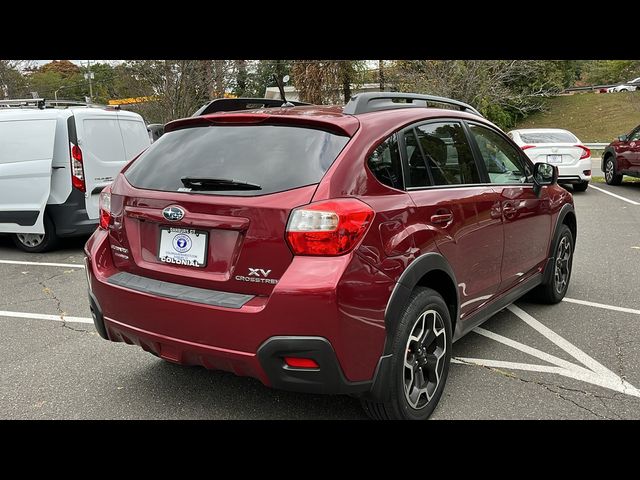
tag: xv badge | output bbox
[248,268,272,277]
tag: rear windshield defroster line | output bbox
[124,124,350,197]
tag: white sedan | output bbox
[507,128,591,192]
[607,77,640,92]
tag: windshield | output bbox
[125,124,350,196]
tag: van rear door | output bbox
[73,110,149,219]
[0,118,57,234]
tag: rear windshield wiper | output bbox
[180,177,262,191]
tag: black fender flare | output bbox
[601,147,616,172]
[543,203,576,284]
[369,252,459,401]
[384,252,459,343]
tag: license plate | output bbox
[547,154,562,164]
[158,227,208,268]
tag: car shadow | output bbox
[126,358,368,420]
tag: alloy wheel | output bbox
[554,236,571,295]
[403,309,447,410]
[605,160,614,183]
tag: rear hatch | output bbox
[107,113,355,296]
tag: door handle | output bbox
[430,212,453,224]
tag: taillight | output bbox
[70,143,86,192]
[286,198,374,256]
[99,187,111,230]
[575,145,591,159]
[521,145,536,150]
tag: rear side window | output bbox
[125,125,349,196]
[367,133,404,189]
[0,119,56,164]
[519,131,577,143]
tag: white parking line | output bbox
[0,310,93,324]
[0,259,84,269]
[563,297,640,315]
[590,184,640,205]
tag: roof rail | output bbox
[192,97,311,116]
[342,92,482,117]
[0,98,119,110]
[0,98,46,109]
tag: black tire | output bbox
[531,224,573,304]
[11,213,59,253]
[604,156,623,185]
[573,181,589,192]
[361,287,452,420]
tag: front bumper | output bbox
[84,229,391,394]
[557,158,592,184]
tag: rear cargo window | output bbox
[124,124,350,196]
[519,132,577,143]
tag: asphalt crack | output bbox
[38,273,90,334]
[454,359,613,419]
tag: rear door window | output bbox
[118,118,150,161]
[82,118,127,163]
[125,124,350,196]
[414,122,480,186]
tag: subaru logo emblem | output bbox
[162,206,185,221]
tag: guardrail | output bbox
[563,85,617,93]
[584,143,609,149]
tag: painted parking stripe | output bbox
[0,259,84,269]
[563,297,640,316]
[590,184,640,205]
[452,304,640,398]
[0,310,93,324]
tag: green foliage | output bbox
[580,60,640,85]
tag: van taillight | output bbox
[70,144,86,192]
[286,198,374,256]
[99,187,111,230]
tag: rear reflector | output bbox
[286,198,374,256]
[284,357,320,369]
[583,170,591,176]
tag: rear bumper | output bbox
[557,158,592,183]
[48,188,97,237]
[84,229,391,394]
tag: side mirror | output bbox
[618,134,628,142]
[533,162,557,195]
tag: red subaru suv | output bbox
[84,93,576,420]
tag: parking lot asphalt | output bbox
[1,180,639,420]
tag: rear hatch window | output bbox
[520,132,577,143]
[124,124,350,196]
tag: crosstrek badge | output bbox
[235,267,278,284]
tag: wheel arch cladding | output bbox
[384,253,459,346]
[562,210,577,251]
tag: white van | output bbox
[0,106,150,252]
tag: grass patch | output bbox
[515,92,640,143]
[591,176,640,184]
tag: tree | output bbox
[0,60,29,98]
[292,60,366,104]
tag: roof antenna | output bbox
[274,74,294,107]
